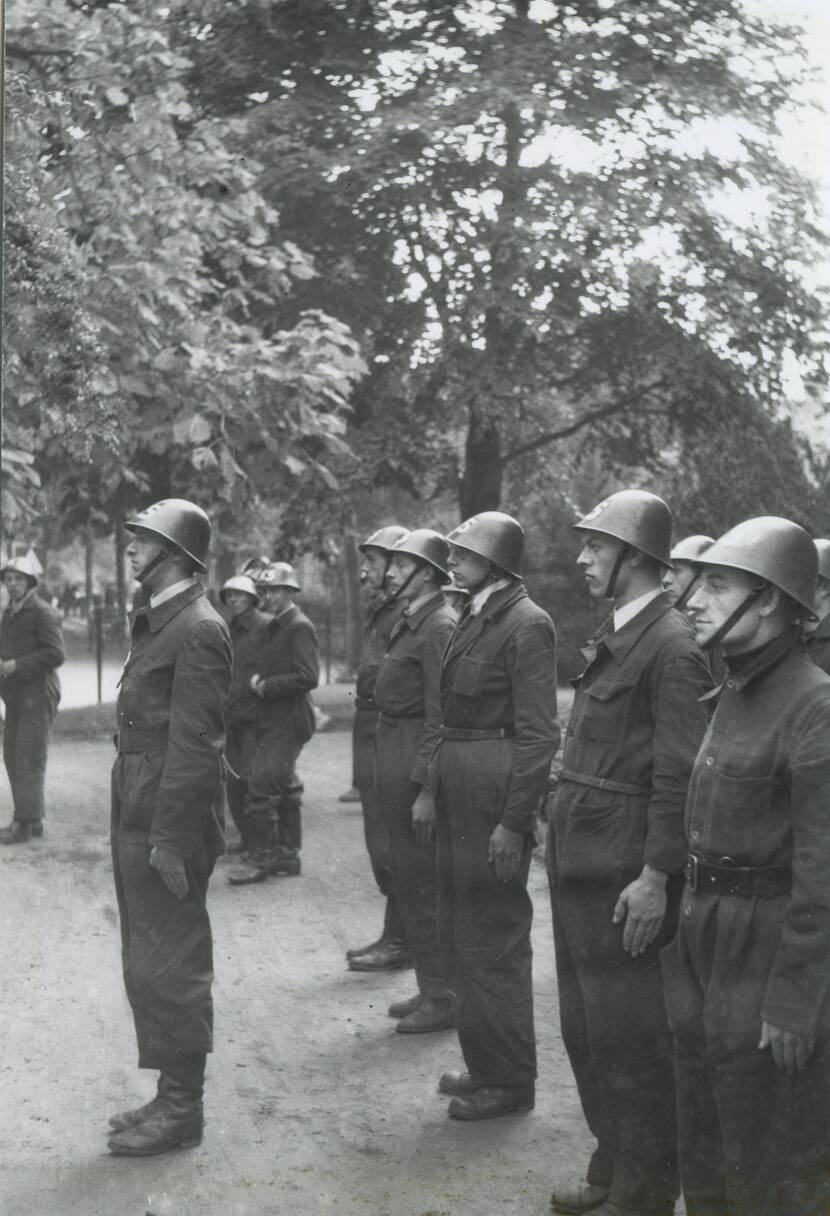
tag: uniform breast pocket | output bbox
[712,769,780,856]
[577,678,637,743]
[453,655,504,698]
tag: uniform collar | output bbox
[717,628,802,694]
[131,580,204,632]
[232,606,260,631]
[457,580,526,629]
[813,611,830,641]
[399,590,445,631]
[9,588,38,614]
[601,591,675,664]
[149,575,199,609]
[612,586,663,633]
[268,603,299,630]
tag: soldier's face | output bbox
[126,532,164,581]
[447,546,490,592]
[386,554,422,600]
[577,533,625,600]
[4,572,30,602]
[360,548,388,593]
[260,585,292,615]
[687,565,762,652]
[225,591,255,617]
[662,560,697,606]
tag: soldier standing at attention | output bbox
[373,530,458,1033]
[107,499,232,1157]
[219,574,270,854]
[0,554,65,844]
[434,512,559,1120]
[547,490,712,1216]
[806,538,830,674]
[346,525,414,973]
[227,563,319,884]
[662,517,830,1216]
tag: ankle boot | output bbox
[107,1076,203,1156]
[0,820,34,845]
[108,1072,175,1132]
[227,818,274,885]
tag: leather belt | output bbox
[685,853,791,899]
[355,697,378,711]
[114,727,169,753]
[378,713,424,726]
[440,726,515,741]
[560,768,649,797]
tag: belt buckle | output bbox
[685,854,699,893]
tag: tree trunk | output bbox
[342,529,363,675]
[459,410,503,518]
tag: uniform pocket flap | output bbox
[583,677,636,703]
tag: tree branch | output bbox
[500,378,670,467]
[6,43,75,60]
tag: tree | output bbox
[192,0,827,521]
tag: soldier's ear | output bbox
[756,583,782,619]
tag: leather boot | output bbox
[268,847,301,877]
[0,820,35,844]
[108,1073,176,1132]
[388,992,425,1019]
[447,1083,535,1121]
[108,1057,205,1156]
[346,936,384,961]
[227,818,273,885]
[396,997,455,1034]
[348,937,413,971]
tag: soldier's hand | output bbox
[149,845,189,901]
[488,823,523,884]
[613,866,667,956]
[759,1021,815,1074]
[411,788,436,846]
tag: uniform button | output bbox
[726,680,735,689]
[684,905,692,917]
[692,829,700,841]
[705,756,714,766]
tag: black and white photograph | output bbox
[2,1,829,1213]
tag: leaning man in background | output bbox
[663,517,830,1216]
[0,554,65,844]
[107,499,231,1157]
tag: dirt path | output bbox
[0,729,594,1216]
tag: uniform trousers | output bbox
[354,706,405,941]
[111,751,215,1070]
[225,720,259,841]
[661,890,830,1216]
[548,870,681,1214]
[245,720,306,852]
[435,737,536,1087]
[2,683,59,822]
[375,718,446,997]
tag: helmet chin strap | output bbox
[701,583,766,652]
[605,544,630,600]
[135,547,170,584]
[384,563,421,606]
[675,569,702,611]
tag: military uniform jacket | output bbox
[808,613,830,675]
[356,594,406,704]
[226,606,271,728]
[0,590,65,703]
[686,630,830,1035]
[254,603,319,731]
[117,582,232,857]
[374,592,457,785]
[551,593,712,883]
[439,582,560,834]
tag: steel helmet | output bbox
[702,517,818,618]
[257,562,301,591]
[390,529,451,580]
[574,490,673,566]
[124,499,211,572]
[670,535,714,563]
[358,525,410,555]
[220,575,259,604]
[1,554,40,587]
[815,539,830,583]
[446,512,524,578]
[241,555,271,576]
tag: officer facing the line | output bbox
[434,511,559,1120]
[373,529,458,1033]
[662,517,830,1216]
[548,490,712,1216]
[108,498,232,1157]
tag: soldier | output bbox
[434,511,559,1120]
[346,525,414,973]
[373,530,458,1032]
[662,517,830,1216]
[227,563,319,884]
[107,499,232,1157]
[0,554,65,844]
[219,574,270,854]
[806,538,830,674]
[661,536,714,611]
[547,490,712,1216]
